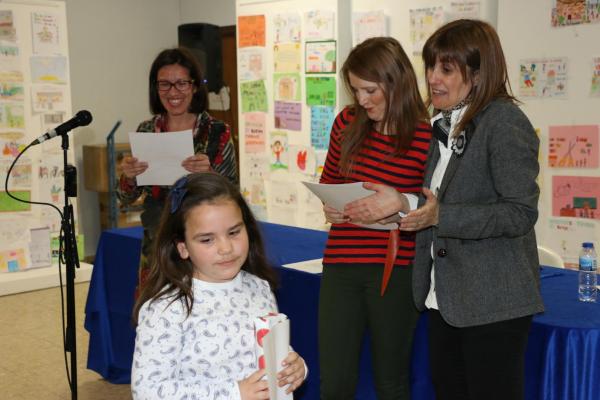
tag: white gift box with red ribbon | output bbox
[254,312,292,400]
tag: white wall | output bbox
[179,0,236,26]
[61,0,180,256]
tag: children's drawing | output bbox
[553,176,600,220]
[270,131,289,171]
[31,12,60,54]
[519,58,568,98]
[548,125,598,168]
[273,13,301,43]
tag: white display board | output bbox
[0,0,77,280]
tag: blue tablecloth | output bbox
[85,223,600,400]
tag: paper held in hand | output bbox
[302,181,397,230]
[255,313,292,400]
[128,130,194,186]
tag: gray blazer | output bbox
[412,99,545,327]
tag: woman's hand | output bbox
[121,156,148,179]
[182,153,211,173]
[238,369,269,400]
[277,351,306,394]
[400,188,439,231]
[344,182,409,225]
[323,204,349,224]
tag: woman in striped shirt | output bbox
[318,37,432,400]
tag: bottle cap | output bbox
[583,242,594,248]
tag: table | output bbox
[86,223,600,400]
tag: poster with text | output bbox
[310,106,334,150]
[240,80,268,113]
[244,112,266,153]
[305,41,336,74]
[548,125,598,168]
[238,15,266,47]
[447,1,481,21]
[519,58,568,98]
[31,12,60,55]
[552,176,600,220]
[306,77,336,107]
[273,43,301,73]
[274,101,301,131]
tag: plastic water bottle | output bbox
[578,242,598,302]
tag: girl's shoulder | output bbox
[138,291,186,325]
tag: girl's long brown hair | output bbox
[422,19,517,135]
[339,37,429,176]
[132,172,277,325]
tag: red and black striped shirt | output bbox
[320,107,432,268]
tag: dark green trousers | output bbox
[319,264,418,400]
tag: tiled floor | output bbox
[0,282,131,400]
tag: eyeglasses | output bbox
[156,79,194,92]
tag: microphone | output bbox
[32,110,93,145]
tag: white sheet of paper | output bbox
[302,181,396,230]
[263,318,292,400]
[128,130,194,186]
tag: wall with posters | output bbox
[499,0,600,266]
[236,0,353,229]
[0,0,75,273]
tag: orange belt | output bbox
[381,228,399,296]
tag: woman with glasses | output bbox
[118,47,238,291]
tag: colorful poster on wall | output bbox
[591,56,600,97]
[244,112,266,153]
[288,145,316,176]
[273,13,301,43]
[239,48,265,82]
[238,15,266,47]
[519,58,568,98]
[0,103,25,129]
[409,7,444,54]
[273,43,301,73]
[550,0,600,27]
[0,246,30,272]
[31,12,60,55]
[30,56,68,84]
[274,101,301,131]
[38,154,64,232]
[240,80,268,113]
[31,84,67,112]
[352,10,386,46]
[0,44,20,71]
[306,77,336,107]
[0,190,31,212]
[310,106,334,150]
[548,125,599,168]
[270,131,289,170]
[0,158,32,188]
[0,131,26,157]
[0,10,17,42]
[0,82,24,102]
[304,10,335,40]
[552,176,600,220]
[305,41,336,74]
[273,73,301,101]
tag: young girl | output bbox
[131,172,306,400]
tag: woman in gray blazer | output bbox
[344,19,544,400]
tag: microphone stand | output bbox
[62,133,80,400]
